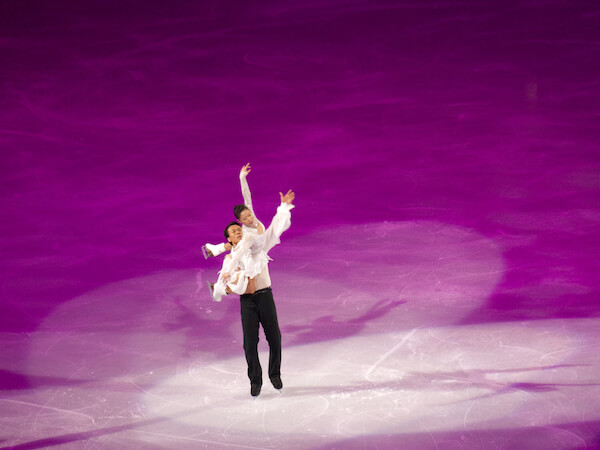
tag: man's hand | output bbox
[222,273,231,282]
[280,189,295,204]
[240,163,251,177]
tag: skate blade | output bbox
[207,281,219,302]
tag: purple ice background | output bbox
[1,1,600,449]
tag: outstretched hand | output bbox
[240,163,251,176]
[280,189,295,204]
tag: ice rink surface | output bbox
[1,1,599,448]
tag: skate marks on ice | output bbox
[143,319,599,448]
[4,221,598,447]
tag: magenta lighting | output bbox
[1,1,599,448]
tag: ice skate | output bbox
[202,242,226,259]
[270,376,283,390]
[207,281,217,300]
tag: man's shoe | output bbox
[270,377,283,390]
[251,383,262,397]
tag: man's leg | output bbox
[256,289,282,386]
[240,295,262,391]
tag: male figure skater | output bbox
[220,188,295,397]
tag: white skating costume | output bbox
[212,172,294,301]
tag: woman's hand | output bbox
[280,189,295,204]
[240,163,251,177]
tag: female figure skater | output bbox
[211,163,290,301]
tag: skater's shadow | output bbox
[284,298,406,345]
[162,293,239,358]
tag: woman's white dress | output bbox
[212,171,293,301]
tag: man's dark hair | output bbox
[234,204,249,219]
[224,221,241,239]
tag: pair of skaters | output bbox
[203,163,295,397]
[204,163,294,301]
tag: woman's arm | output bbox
[263,190,295,253]
[240,163,254,214]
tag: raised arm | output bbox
[240,163,254,214]
[263,190,295,254]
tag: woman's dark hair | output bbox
[224,221,241,239]
[233,204,249,220]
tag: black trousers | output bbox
[240,287,281,385]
